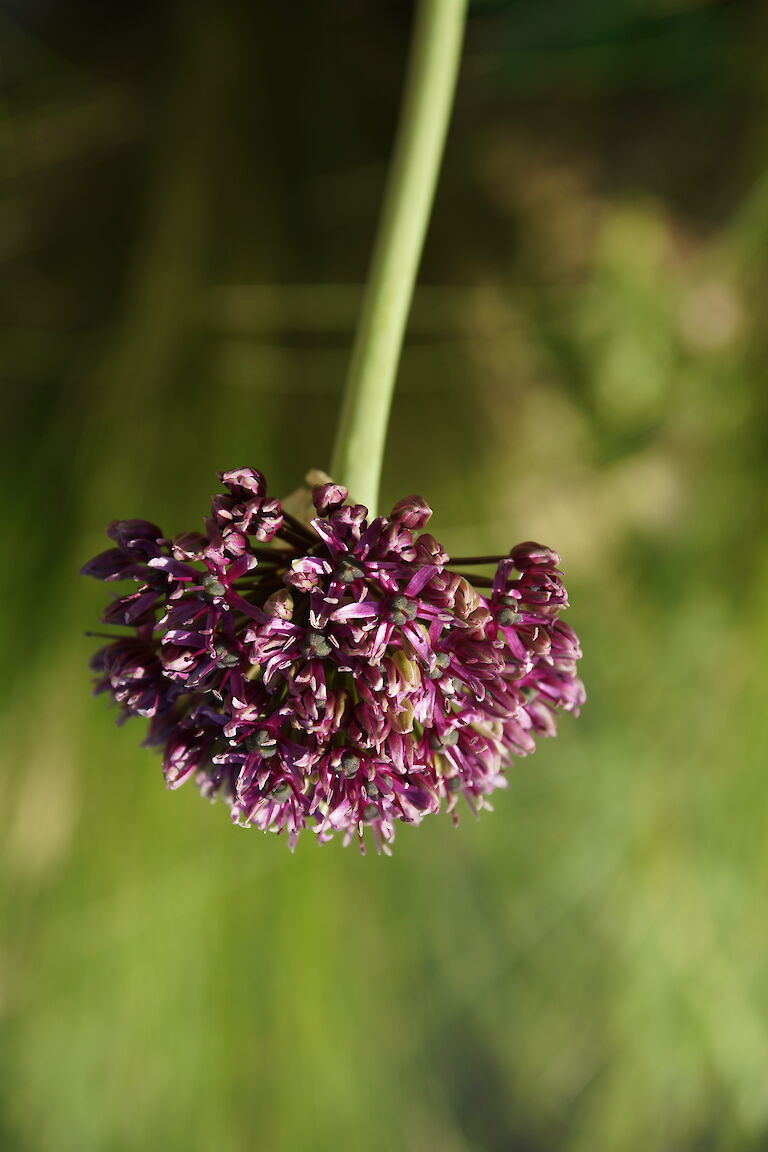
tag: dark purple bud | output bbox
[389,495,432,529]
[254,500,284,542]
[412,534,448,565]
[330,503,367,534]
[103,589,159,627]
[218,467,267,497]
[173,532,209,561]
[312,483,348,515]
[510,541,561,569]
[514,568,568,608]
[81,548,140,581]
[106,519,164,558]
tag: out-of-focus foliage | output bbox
[2,2,767,1149]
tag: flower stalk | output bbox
[330,0,468,513]
[80,2,586,854]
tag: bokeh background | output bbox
[3,1,768,1149]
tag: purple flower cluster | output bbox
[82,468,584,852]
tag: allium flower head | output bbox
[82,468,585,852]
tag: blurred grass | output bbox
[2,1,768,1150]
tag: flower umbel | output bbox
[82,469,584,852]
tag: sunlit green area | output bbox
[3,2,768,1149]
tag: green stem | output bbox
[330,0,467,513]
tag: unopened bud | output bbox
[393,648,421,688]
[264,589,294,620]
[510,541,560,569]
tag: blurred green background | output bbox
[3,1,768,1149]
